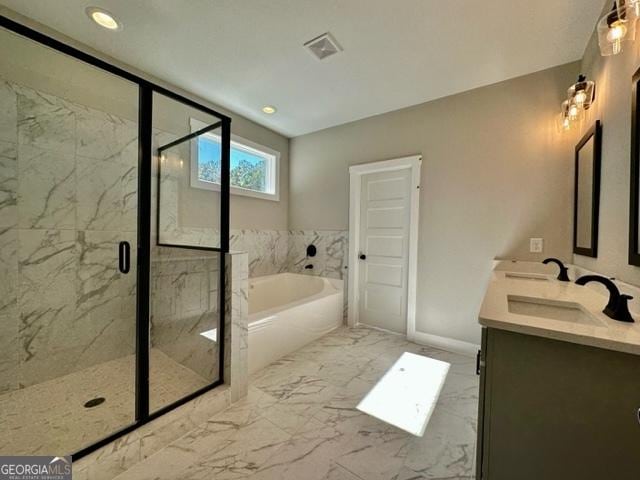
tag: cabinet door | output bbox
[483,329,640,480]
[476,328,488,479]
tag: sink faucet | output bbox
[574,275,635,323]
[542,258,570,282]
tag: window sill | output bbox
[231,186,280,202]
[192,179,279,202]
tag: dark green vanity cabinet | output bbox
[476,328,640,480]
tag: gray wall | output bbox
[572,0,640,286]
[290,63,578,344]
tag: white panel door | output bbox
[358,168,411,334]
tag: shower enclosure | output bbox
[0,17,230,458]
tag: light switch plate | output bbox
[530,238,544,253]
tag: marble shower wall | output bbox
[0,79,139,393]
[150,246,220,382]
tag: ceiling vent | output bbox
[304,32,342,60]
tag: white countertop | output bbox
[479,270,640,356]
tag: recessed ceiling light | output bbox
[86,7,122,31]
[262,105,277,114]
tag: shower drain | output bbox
[84,397,106,408]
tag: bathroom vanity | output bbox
[476,265,640,480]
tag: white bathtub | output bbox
[248,273,343,374]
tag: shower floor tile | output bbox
[115,326,479,480]
[0,349,209,456]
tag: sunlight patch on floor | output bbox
[357,352,450,436]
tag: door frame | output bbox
[347,155,422,339]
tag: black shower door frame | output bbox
[0,16,231,460]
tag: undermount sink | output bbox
[504,272,549,281]
[507,295,602,326]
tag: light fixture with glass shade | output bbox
[598,1,636,56]
[558,100,575,132]
[568,99,584,122]
[618,0,640,18]
[557,97,587,133]
[568,75,596,111]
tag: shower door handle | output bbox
[118,241,131,274]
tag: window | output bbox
[190,118,280,201]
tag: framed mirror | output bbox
[573,120,602,257]
[629,67,640,266]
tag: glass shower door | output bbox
[148,92,225,413]
[0,26,139,456]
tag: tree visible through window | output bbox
[196,136,274,195]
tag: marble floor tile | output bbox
[115,326,479,480]
[0,348,209,457]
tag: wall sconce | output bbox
[558,74,594,133]
[568,75,596,111]
[598,1,636,56]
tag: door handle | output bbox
[637,407,640,426]
[118,241,131,274]
[359,254,367,260]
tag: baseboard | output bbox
[410,331,479,357]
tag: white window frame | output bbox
[189,118,280,201]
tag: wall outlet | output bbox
[530,238,544,253]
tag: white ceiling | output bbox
[0,0,605,137]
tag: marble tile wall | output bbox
[150,246,220,382]
[287,230,349,281]
[0,79,139,393]
[230,229,288,277]
[231,229,348,282]
[224,252,249,402]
